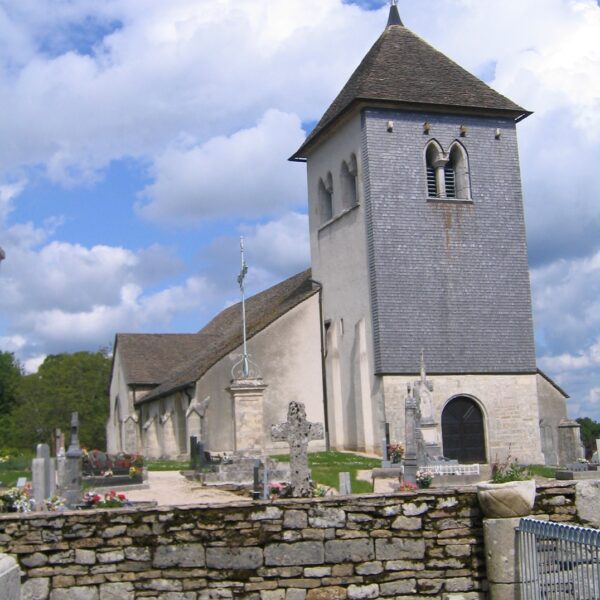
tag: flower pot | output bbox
[476,479,536,518]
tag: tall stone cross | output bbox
[271,401,324,497]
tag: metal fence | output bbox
[519,517,600,599]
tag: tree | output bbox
[576,417,600,459]
[0,351,22,415]
[6,351,111,450]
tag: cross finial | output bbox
[238,236,250,378]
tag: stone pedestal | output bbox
[0,554,20,600]
[558,419,583,466]
[229,378,267,455]
[483,517,522,600]
[420,419,442,460]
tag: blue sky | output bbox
[1,0,600,421]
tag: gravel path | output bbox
[120,471,244,506]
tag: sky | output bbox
[0,0,599,421]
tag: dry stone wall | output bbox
[0,483,579,600]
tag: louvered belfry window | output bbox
[426,166,437,197]
[444,165,456,198]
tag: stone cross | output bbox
[63,412,83,508]
[271,401,324,497]
[32,443,56,510]
[404,384,418,486]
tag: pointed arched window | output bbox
[318,173,333,223]
[448,143,471,200]
[425,141,444,198]
[340,153,358,209]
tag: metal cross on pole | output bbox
[237,236,250,378]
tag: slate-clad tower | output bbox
[291,4,558,463]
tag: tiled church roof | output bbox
[134,269,317,404]
[115,333,209,386]
[292,5,529,160]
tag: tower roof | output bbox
[291,5,530,160]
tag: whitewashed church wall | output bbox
[382,373,545,465]
[307,113,382,454]
[193,294,326,455]
[537,373,568,465]
[107,350,131,454]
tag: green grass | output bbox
[273,451,381,494]
[146,459,191,471]
[0,452,33,488]
[527,464,557,479]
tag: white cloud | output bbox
[137,110,307,224]
[0,0,383,185]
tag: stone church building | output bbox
[108,4,570,465]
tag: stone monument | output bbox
[558,419,584,466]
[404,384,418,486]
[413,352,441,461]
[228,237,268,455]
[63,412,83,508]
[187,396,210,450]
[32,443,55,510]
[271,401,324,497]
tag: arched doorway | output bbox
[441,396,486,463]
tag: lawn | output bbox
[273,451,381,494]
[147,452,380,493]
[0,452,33,488]
[146,458,191,471]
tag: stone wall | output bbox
[0,483,581,600]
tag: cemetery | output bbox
[1,3,600,599]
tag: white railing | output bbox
[422,463,480,476]
[518,517,600,599]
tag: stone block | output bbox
[153,544,205,568]
[402,502,429,516]
[482,517,520,584]
[99,582,135,600]
[355,561,383,575]
[75,549,96,565]
[260,592,285,600]
[0,554,21,600]
[124,547,151,561]
[304,566,331,577]
[49,587,99,600]
[306,588,347,600]
[286,591,307,600]
[97,550,124,564]
[346,584,379,600]
[445,578,474,592]
[391,516,421,530]
[21,577,51,600]
[375,537,425,560]
[264,542,324,566]
[379,579,417,596]
[308,508,346,528]
[325,539,374,563]
[23,553,49,568]
[155,594,197,600]
[206,547,263,570]
[284,511,308,529]
[575,481,600,528]
[250,507,283,521]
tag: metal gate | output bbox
[518,517,600,599]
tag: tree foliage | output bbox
[576,417,600,459]
[0,351,22,414]
[2,351,111,451]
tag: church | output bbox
[107,4,571,466]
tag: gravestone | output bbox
[558,419,584,466]
[404,383,418,486]
[413,352,441,461]
[32,443,55,510]
[63,412,83,508]
[271,401,324,497]
[339,472,352,495]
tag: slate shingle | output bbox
[292,19,529,160]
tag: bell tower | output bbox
[291,3,547,464]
